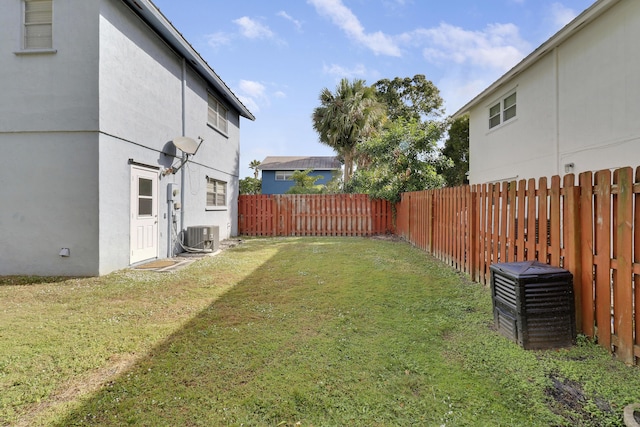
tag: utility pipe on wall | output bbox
[180,57,187,238]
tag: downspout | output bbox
[180,58,187,240]
[554,47,561,176]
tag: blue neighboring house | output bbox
[258,156,342,194]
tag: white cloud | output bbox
[277,11,302,30]
[239,80,267,99]
[549,2,579,30]
[308,0,401,57]
[205,31,232,49]
[438,75,489,114]
[236,80,274,114]
[273,91,287,98]
[233,16,275,39]
[408,22,530,72]
[238,95,260,114]
[322,63,368,79]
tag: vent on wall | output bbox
[185,225,219,252]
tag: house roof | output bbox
[258,156,342,171]
[453,0,619,118]
[120,0,255,121]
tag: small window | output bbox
[138,178,153,216]
[503,93,517,121]
[489,103,501,129]
[24,0,53,50]
[275,171,294,181]
[207,178,227,208]
[488,91,517,129]
[207,93,228,134]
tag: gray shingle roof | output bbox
[258,156,342,171]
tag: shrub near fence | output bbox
[396,166,640,365]
[238,194,394,237]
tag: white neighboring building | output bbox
[0,0,254,276]
[454,0,640,185]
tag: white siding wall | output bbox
[557,0,640,174]
[97,0,240,273]
[0,133,100,276]
[0,0,242,276]
[469,0,640,184]
[469,54,559,184]
[0,1,99,132]
[0,1,101,276]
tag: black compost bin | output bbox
[490,261,576,350]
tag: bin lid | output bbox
[489,260,570,279]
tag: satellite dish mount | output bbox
[165,136,203,175]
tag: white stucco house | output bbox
[454,0,640,185]
[0,0,254,276]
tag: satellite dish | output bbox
[172,136,199,155]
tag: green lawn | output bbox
[1,237,639,426]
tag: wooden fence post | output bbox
[594,169,612,350]
[549,176,561,267]
[579,171,595,338]
[612,167,633,364]
[469,185,478,282]
[563,173,582,334]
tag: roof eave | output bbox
[121,0,255,121]
[452,0,619,119]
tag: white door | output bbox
[130,166,158,264]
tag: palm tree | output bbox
[312,78,385,184]
[249,159,261,179]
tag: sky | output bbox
[150,0,595,180]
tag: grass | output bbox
[1,237,640,426]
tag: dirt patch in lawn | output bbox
[545,374,614,425]
[15,353,139,427]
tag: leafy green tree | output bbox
[323,170,344,194]
[312,78,385,184]
[374,74,444,122]
[439,115,469,187]
[239,177,261,195]
[285,169,325,194]
[249,159,261,179]
[348,118,445,203]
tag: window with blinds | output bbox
[275,171,294,181]
[488,91,517,129]
[24,0,53,50]
[206,178,227,208]
[207,93,229,135]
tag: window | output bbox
[138,178,153,216]
[207,93,228,134]
[206,178,227,208]
[489,103,501,129]
[488,91,517,129]
[275,171,294,181]
[503,93,517,121]
[23,0,53,50]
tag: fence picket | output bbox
[579,171,595,337]
[594,169,612,350]
[612,167,633,364]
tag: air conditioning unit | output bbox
[185,225,219,251]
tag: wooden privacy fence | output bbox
[396,166,640,365]
[238,194,394,237]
